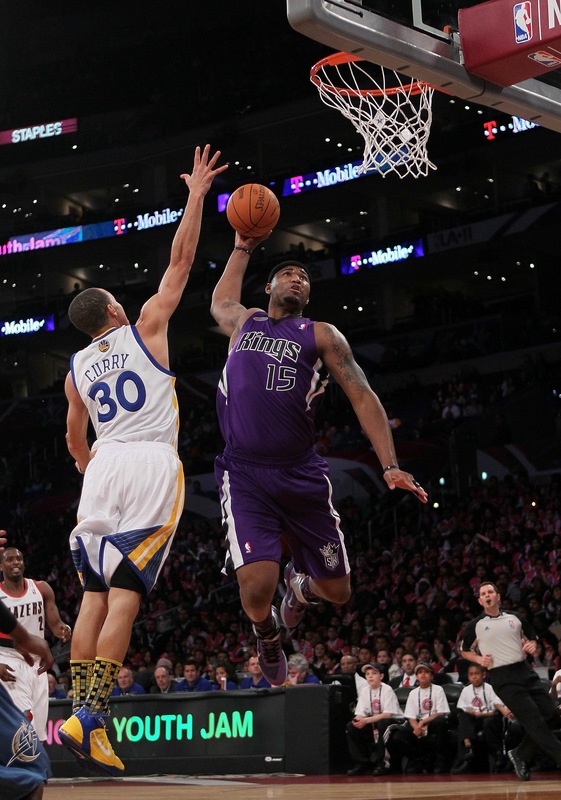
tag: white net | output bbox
[311,54,436,179]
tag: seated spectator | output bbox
[133,650,157,691]
[388,645,405,681]
[531,640,554,676]
[150,664,178,694]
[451,663,512,774]
[442,398,461,422]
[135,616,167,658]
[385,662,451,774]
[374,648,391,682]
[325,625,346,654]
[212,662,238,691]
[110,667,146,696]
[239,654,272,689]
[287,654,321,685]
[47,671,66,699]
[346,662,403,776]
[357,646,374,672]
[339,654,367,694]
[296,630,320,662]
[390,651,418,689]
[322,650,340,676]
[417,644,448,677]
[433,636,455,668]
[175,659,213,692]
[549,665,561,706]
[310,642,328,679]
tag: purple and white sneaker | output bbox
[280,561,310,630]
[254,606,287,685]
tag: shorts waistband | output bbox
[94,441,177,455]
[223,445,317,469]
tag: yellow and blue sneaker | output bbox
[59,706,124,776]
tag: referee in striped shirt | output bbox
[460,580,561,781]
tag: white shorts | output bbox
[70,441,185,593]
[0,650,48,741]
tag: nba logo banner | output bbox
[513,2,532,43]
[528,50,561,68]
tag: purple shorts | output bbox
[214,451,350,579]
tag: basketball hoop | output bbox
[311,52,436,178]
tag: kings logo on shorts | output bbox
[320,542,340,569]
[513,2,532,43]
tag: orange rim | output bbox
[311,51,430,97]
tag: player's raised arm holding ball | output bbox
[211,191,427,688]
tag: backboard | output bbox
[286,0,561,133]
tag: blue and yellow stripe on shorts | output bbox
[107,461,184,591]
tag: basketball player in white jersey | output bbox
[0,547,71,741]
[0,532,54,800]
[59,145,228,776]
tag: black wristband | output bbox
[234,245,252,255]
[382,465,399,472]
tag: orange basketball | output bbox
[226,183,280,237]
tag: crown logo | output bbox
[319,542,340,570]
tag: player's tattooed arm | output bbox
[316,322,371,392]
[315,322,427,503]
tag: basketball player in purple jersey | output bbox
[211,233,427,685]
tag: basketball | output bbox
[226,183,280,237]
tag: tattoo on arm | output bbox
[325,326,369,390]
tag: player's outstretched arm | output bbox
[315,321,427,503]
[137,145,228,339]
[211,230,270,339]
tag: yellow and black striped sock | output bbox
[85,658,122,715]
[70,659,95,711]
